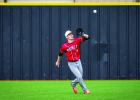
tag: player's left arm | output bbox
[82,33,90,40]
[76,28,90,42]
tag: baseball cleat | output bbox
[84,90,91,94]
[73,87,78,94]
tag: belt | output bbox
[68,60,79,62]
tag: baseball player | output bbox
[55,28,90,94]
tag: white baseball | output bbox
[93,10,97,13]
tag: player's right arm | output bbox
[55,44,66,68]
[55,52,63,68]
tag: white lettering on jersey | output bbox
[67,45,78,52]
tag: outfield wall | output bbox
[0,6,140,80]
[3,0,138,2]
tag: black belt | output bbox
[68,60,79,62]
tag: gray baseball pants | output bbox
[68,59,88,92]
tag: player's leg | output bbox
[68,62,79,87]
[71,78,79,88]
[76,60,90,94]
[71,60,83,87]
[77,60,83,76]
[68,62,88,93]
[68,62,79,93]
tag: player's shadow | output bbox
[91,39,109,62]
[90,39,109,79]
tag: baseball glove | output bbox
[76,28,84,36]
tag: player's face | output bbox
[67,33,74,40]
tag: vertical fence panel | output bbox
[109,7,118,79]
[51,7,61,79]
[119,7,128,79]
[0,7,3,79]
[99,7,108,79]
[106,7,110,79]
[12,7,21,80]
[41,7,50,80]
[31,7,40,79]
[21,7,31,79]
[137,7,140,79]
[2,7,11,80]
[126,7,130,79]
[129,7,137,79]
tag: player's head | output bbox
[65,30,74,40]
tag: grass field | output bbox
[0,80,140,100]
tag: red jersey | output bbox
[60,37,86,62]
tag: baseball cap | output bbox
[65,30,72,37]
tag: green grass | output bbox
[0,80,140,100]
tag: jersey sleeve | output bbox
[60,44,66,54]
[76,37,86,43]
